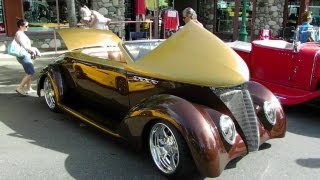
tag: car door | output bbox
[73,57,130,126]
[288,46,320,91]
[250,43,295,87]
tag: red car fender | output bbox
[309,49,320,90]
[246,81,287,139]
[120,94,247,177]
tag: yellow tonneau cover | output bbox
[125,21,249,87]
[56,28,121,51]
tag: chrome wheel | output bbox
[149,123,179,174]
[43,77,56,110]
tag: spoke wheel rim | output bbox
[44,77,56,109]
[149,123,179,174]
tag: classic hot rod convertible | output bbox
[228,40,320,105]
[37,21,286,178]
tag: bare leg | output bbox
[17,74,32,91]
[26,77,32,90]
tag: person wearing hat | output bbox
[80,4,111,30]
[297,11,314,43]
[80,3,92,19]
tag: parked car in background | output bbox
[37,21,286,178]
[228,39,320,105]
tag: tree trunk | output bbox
[66,0,77,27]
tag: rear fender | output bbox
[312,55,320,90]
[119,94,247,177]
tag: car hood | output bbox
[56,28,122,51]
[124,21,249,87]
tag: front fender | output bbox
[118,94,247,177]
[247,81,287,140]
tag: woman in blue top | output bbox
[298,11,313,43]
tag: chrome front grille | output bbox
[214,87,259,152]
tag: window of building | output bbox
[0,0,5,34]
[216,1,252,33]
[287,0,300,27]
[22,0,88,32]
[216,0,234,33]
[309,1,320,26]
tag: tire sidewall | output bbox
[44,76,59,112]
[148,120,198,178]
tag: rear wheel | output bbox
[43,76,59,112]
[148,121,197,178]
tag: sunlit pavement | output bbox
[0,52,66,94]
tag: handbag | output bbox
[7,39,24,57]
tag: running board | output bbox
[58,103,122,138]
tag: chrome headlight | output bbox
[219,115,236,145]
[263,101,276,125]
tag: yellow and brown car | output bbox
[37,21,286,178]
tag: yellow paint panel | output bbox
[124,21,249,88]
[56,28,122,51]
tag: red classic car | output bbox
[228,40,320,105]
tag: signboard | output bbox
[0,0,5,34]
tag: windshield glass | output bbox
[123,40,164,61]
[295,26,320,42]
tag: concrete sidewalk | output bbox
[0,50,67,94]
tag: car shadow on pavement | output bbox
[296,158,320,169]
[225,143,271,170]
[283,104,320,138]
[0,94,167,179]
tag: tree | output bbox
[66,0,77,27]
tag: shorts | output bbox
[17,54,35,75]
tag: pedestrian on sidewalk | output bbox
[15,19,41,96]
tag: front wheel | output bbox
[148,121,198,178]
[43,76,59,112]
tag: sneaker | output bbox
[16,88,27,96]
